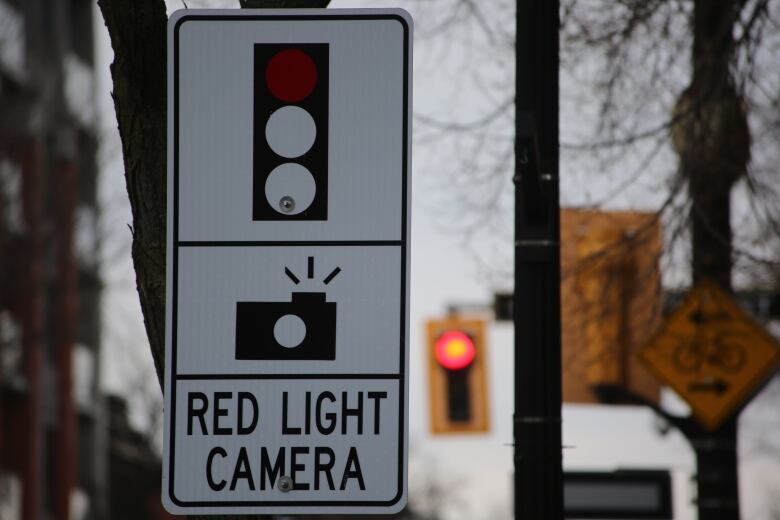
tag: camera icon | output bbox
[235,292,336,361]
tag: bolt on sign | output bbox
[163,9,412,515]
[637,280,780,430]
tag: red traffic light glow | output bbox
[265,49,318,103]
[435,330,476,371]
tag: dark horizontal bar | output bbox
[177,240,403,247]
[563,470,672,519]
[175,373,402,380]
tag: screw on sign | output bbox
[253,44,329,220]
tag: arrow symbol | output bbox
[688,378,729,394]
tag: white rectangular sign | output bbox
[163,8,412,515]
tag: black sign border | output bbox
[168,12,410,510]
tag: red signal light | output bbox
[265,49,318,102]
[435,330,476,370]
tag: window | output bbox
[0,310,23,385]
[0,159,24,234]
[73,343,95,412]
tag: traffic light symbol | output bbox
[253,43,329,220]
[427,318,489,434]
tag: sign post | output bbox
[514,1,564,518]
[162,9,412,515]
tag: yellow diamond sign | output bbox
[637,280,780,430]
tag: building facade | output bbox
[0,1,106,518]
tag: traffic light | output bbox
[427,317,489,434]
[253,44,329,220]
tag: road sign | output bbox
[637,280,780,430]
[163,9,412,515]
[564,470,672,519]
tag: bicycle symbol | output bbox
[672,330,746,374]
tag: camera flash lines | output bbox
[284,256,341,286]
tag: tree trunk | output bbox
[98,1,328,518]
[687,177,741,520]
[97,0,168,384]
[671,1,748,518]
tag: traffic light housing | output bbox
[253,43,329,220]
[427,317,489,434]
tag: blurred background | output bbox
[1,0,780,519]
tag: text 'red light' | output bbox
[435,330,476,371]
[265,49,318,103]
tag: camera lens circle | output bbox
[273,314,306,349]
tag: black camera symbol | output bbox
[235,292,336,360]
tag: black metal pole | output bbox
[691,418,740,520]
[513,1,562,519]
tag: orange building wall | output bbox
[560,209,663,405]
